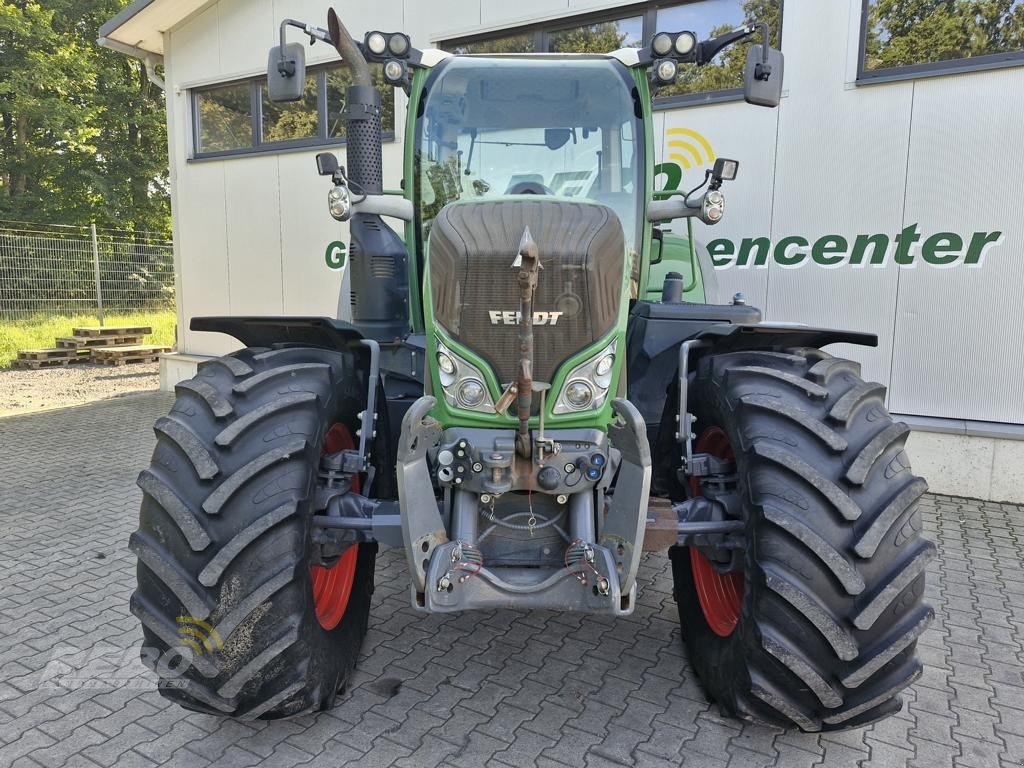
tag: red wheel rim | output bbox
[311,423,360,630]
[689,426,744,638]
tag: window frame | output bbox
[439,0,784,110]
[190,63,396,161]
[857,0,1024,84]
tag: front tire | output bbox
[131,346,376,719]
[670,348,934,731]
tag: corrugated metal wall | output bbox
[164,0,1024,425]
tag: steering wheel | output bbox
[506,181,555,195]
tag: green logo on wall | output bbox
[325,241,348,271]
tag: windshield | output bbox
[414,57,644,254]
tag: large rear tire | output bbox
[670,348,934,731]
[131,346,376,719]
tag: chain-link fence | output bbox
[0,220,175,322]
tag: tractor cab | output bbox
[413,56,645,256]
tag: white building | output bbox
[100,0,1024,502]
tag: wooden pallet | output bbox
[17,348,84,361]
[71,325,152,339]
[91,345,170,366]
[11,355,91,369]
[55,335,144,349]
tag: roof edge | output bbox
[98,0,160,40]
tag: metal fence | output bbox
[0,220,175,322]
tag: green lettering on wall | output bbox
[773,235,809,266]
[921,232,963,265]
[849,233,890,266]
[737,236,771,267]
[812,235,847,266]
[964,231,1003,265]
[707,238,735,268]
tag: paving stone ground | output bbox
[1,391,1022,768]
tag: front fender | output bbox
[191,316,363,350]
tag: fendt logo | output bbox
[488,310,564,326]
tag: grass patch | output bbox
[0,310,177,368]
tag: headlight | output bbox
[437,352,456,377]
[435,339,496,413]
[553,339,617,415]
[457,379,486,408]
[565,381,595,409]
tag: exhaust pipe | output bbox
[328,8,408,341]
[328,9,379,194]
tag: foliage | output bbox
[0,1,169,237]
[667,0,782,97]
[549,21,639,53]
[0,308,176,367]
[865,0,1024,70]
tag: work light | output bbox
[383,59,407,86]
[388,33,411,56]
[366,31,387,56]
[652,33,673,56]
[653,59,678,85]
[712,158,739,181]
[675,32,696,55]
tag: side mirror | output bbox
[267,43,306,102]
[743,44,784,107]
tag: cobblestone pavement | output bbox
[1,392,1022,768]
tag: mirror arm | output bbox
[696,26,755,65]
[277,19,331,76]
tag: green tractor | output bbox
[131,7,934,731]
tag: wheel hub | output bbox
[688,426,744,638]
[311,423,361,630]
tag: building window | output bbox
[859,0,1024,81]
[548,15,645,53]
[195,83,253,154]
[439,0,783,106]
[192,64,395,159]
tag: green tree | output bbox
[0,0,169,237]
[865,0,1024,70]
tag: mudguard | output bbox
[191,316,362,350]
[625,299,878,430]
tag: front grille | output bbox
[429,199,624,386]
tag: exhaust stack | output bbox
[328,8,408,341]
